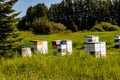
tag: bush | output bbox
[90,26,105,32]
[91,22,120,32]
[51,22,66,33]
[31,17,66,34]
[108,25,120,31]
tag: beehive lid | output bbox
[84,42,99,44]
[52,40,61,45]
[85,35,98,38]
[115,36,120,39]
[30,40,47,42]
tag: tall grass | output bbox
[0,31,120,79]
[0,53,120,79]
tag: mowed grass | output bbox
[0,31,120,80]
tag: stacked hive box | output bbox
[115,36,120,48]
[100,42,106,57]
[30,40,48,54]
[85,35,99,43]
[52,40,61,55]
[21,48,32,57]
[52,40,72,56]
[84,36,106,58]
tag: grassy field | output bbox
[0,31,120,80]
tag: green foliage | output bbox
[90,26,105,32]
[91,22,120,32]
[17,3,48,31]
[48,0,120,30]
[18,3,67,34]
[31,17,52,34]
[71,22,78,32]
[0,0,22,57]
[17,17,31,31]
[18,0,120,32]
[51,22,67,33]
[108,25,120,31]
[31,17,66,34]
[17,0,120,33]
[26,3,48,20]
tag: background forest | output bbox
[18,0,120,34]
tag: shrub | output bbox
[108,25,120,31]
[90,26,105,32]
[31,17,66,34]
[51,22,66,33]
[91,22,120,32]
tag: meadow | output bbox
[0,31,120,80]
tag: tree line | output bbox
[18,0,120,33]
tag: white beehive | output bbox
[61,40,72,55]
[85,35,99,43]
[89,43,100,52]
[84,43,90,54]
[115,36,120,39]
[30,40,48,54]
[61,44,67,56]
[52,40,72,56]
[84,42,100,57]
[67,40,72,55]
[115,36,120,48]
[100,42,106,57]
[22,48,32,57]
[84,42,106,58]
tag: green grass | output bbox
[20,31,120,54]
[0,53,120,80]
[0,31,120,80]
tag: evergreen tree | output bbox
[0,0,21,57]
